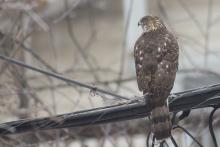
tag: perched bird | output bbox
[134,16,179,140]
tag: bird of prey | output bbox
[134,16,179,140]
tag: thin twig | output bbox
[208,105,220,147]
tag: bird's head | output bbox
[138,15,165,32]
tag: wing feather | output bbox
[134,35,156,91]
[134,38,145,91]
[134,31,178,94]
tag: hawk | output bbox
[134,16,179,140]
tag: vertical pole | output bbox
[122,0,148,51]
[122,0,148,75]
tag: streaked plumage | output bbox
[134,16,179,140]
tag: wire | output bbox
[146,130,151,147]
[173,125,203,147]
[0,101,147,135]
[209,105,220,147]
[170,135,178,147]
[0,54,130,100]
[152,135,156,147]
[0,80,220,135]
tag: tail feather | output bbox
[151,105,172,140]
[143,91,171,140]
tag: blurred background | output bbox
[0,0,220,146]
